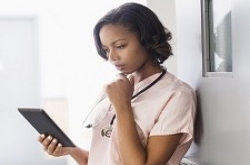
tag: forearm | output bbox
[69,147,89,165]
[116,106,146,165]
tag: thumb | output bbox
[129,75,135,88]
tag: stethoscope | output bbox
[84,68,167,138]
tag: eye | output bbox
[116,44,126,49]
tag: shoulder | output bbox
[159,71,196,95]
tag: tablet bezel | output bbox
[18,108,76,147]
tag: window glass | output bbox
[201,0,232,75]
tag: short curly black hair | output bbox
[93,2,173,64]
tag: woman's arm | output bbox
[38,134,89,165]
[69,147,89,165]
[115,106,146,164]
[115,106,182,165]
[106,74,182,165]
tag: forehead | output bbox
[99,24,137,45]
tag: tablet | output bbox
[18,108,76,147]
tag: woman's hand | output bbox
[105,73,134,110]
[38,134,73,157]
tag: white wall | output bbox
[147,0,177,75]
[0,0,68,98]
[0,1,68,164]
[0,17,68,165]
[175,0,250,164]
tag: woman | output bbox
[38,2,196,165]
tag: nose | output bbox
[108,49,119,62]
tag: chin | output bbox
[120,70,133,75]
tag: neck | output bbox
[132,65,164,83]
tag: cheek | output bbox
[129,53,149,67]
[123,43,149,65]
[132,48,149,63]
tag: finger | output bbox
[43,135,53,145]
[53,143,62,156]
[117,73,128,80]
[38,134,46,143]
[47,138,58,154]
[117,73,134,91]
[42,135,53,150]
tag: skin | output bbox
[38,24,182,165]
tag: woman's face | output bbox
[99,24,152,74]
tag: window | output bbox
[201,0,233,77]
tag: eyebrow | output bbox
[102,39,126,47]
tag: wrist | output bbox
[114,103,132,113]
[69,147,89,165]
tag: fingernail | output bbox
[53,139,57,143]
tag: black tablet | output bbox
[18,108,76,147]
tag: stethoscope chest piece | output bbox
[101,126,112,138]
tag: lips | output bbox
[114,64,125,70]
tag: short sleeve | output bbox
[150,90,196,144]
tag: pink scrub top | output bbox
[87,71,197,165]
